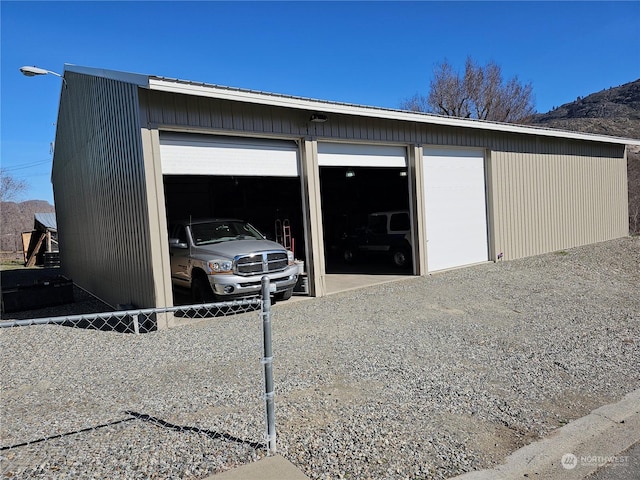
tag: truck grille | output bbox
[234,251,289,276]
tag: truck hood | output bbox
[191,239,287,259]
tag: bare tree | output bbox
[427,60,471,118]
[400,93,430,113]
[0,169,27,202]
[628,147,640,235]
[402,57,536,123]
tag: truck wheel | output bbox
[191,275,216,303]
[274,288,293,301]
[343,247,356,263]
[391,248,410,268]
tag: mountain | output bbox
[530,79,640,139]
[530,79,640,234]
[0,200,55,255]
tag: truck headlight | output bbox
[207,260,233,274]
[287,250,295,265]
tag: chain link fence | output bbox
[0,282,277,479]
[0,297,262,333]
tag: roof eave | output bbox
[148,77,640,146]
[64,64,150,87]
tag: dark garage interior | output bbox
[163,174,306,261]
[319,166,412,274]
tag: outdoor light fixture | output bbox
[345,169,356,178]
[20,66,66,87]
[310,113,328,123]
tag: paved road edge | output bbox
[450,388,640,479]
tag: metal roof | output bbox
[63,64,640,146]
[34,212,57,231]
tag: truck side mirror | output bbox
[169,238,188,249]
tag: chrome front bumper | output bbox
[209,265,299,297]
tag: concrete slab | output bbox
[450,388,640,479]
[324,273,411,295]
[204,455,310,480]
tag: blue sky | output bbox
[2,1,639,204]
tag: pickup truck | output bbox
[341,210,412,268]
[168,219,298,302]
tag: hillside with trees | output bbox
[530,79,640,139]
[0,200,55,257]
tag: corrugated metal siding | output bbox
[490,145,628,260]
[141,90,419,143]
[139,89,629,264]
[52,72,156,308]
[143,90,483,146]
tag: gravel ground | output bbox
[1,237,639,479]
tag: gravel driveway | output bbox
[1,237,639,479]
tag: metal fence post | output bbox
[260,276,276,454]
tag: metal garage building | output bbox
[51,65,636,319]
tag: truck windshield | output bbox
[367,215,387,234]
[190,221,264,245]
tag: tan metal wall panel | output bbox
[299,139,326,296]
[52,72,157,309]
[143,91,419,144]
[139,126,174,317]
[140,89,628,267]
[490,148,628,261]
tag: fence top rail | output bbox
[0,297,262,329]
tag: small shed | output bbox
[22,213,59,267]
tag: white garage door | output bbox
[423,147,488,272]
[159,133,299,177]
[318,143,406,167]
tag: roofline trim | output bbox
[64,64,150,87]
[148,78,639,146]
[54,65,637,146]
